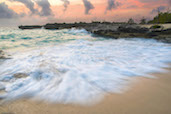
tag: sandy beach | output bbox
[1,0,171,113]
[0,67,171,114]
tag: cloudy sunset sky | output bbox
[0,0,170,26]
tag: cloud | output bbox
[10,0,53,17]
[168,0,171,5]
[151,6,166,14]
[35,0,53,16]
[0,2,18,18]
[82,0,94,15]
[11,0,37,14]
[139,0,160,3]
[139,0,171,5]
[61,0,70,12]
[126,5,138,9]
[106,0,121,11]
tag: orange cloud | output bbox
[1,0,168,25]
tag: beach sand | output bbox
[0,68,171,114]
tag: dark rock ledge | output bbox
[18,23,171,43]
[91,25,171,43]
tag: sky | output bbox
[0,0,170,26]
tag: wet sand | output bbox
[0,68,171,114]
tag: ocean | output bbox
[0,27,171,104]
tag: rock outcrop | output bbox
[18,23,171,43]
[118,25,149,33]
[19,25,42,30]
[91,25,171,43]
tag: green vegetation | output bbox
[148,12,171,24]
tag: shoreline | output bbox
[18,23,171,43]
[0,66,171,114]
[1,24,171,43]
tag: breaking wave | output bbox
[0,27,171,104]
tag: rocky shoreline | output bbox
[19,23,171,43]
[90,24,171,43]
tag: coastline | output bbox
[18,23,171,43]
[0,66,171,114]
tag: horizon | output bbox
[0,0,171,27]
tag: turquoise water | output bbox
[0,27,100,50]
[0,27,171,104]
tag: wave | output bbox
[68,28,89,34]
[0,38,171,104]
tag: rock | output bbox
[146,28,171,43]
[92,30,120,38]
[0,50,11,59]
[150,25,164,32]
[0,50,6,59]
[160,28,171,35]
[92,25,150,38]
[44,24,59,29]
[118,25,149,33]
[18,23,171,43]
[19,25,42,30]
[13,73,29,79]
[92,24,171,43]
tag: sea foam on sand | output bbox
[0,29,171,105]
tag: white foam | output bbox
[0,30,171,104]
[68,28,89,34]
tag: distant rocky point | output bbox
[18,22,171,43]
[19,25,42,29]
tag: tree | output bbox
[140,17,146,24]
[148,12,171,24]
[127,18,135,24]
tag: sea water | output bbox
[0,27,171,104]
